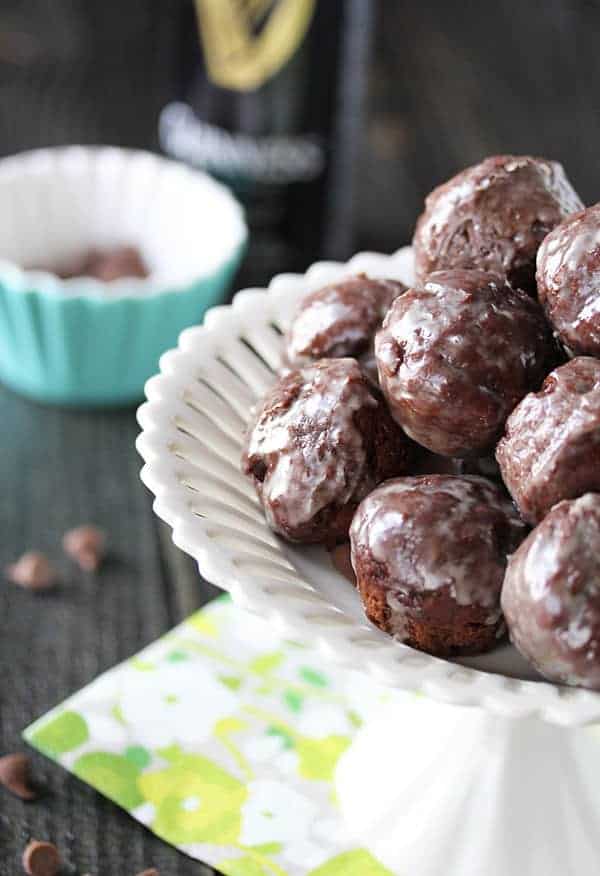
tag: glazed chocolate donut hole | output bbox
[502,494,600,690]
[242,358,413,545]
[284,274,406,382]
[497,357,600,526]
[350,475,526,657]
[375,269,558,457]
[537,202,600,357]
[412,154,582,291]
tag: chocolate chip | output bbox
[5,553,57,591]
[22,840,61,876]
[62,525,106,572]
[53,245,148,282]
[0,753,36,800]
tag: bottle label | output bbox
[160,102,325,186]
[194,0,317,91]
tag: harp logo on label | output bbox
[194,0,317,91]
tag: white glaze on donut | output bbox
[246,359,376,531]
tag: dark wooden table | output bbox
[0,385,220,874]
[2,2,600,871]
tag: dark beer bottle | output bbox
[160,0,373,282]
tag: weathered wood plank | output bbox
[0,384,217,874]
[357,0,600,253]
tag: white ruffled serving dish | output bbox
[136,245,600,728]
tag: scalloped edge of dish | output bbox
[136,247,600,727]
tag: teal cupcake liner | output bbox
[0,147,248,406]
[0,251,245,406]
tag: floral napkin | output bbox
[24,595,396,876]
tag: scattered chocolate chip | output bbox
[5,552,57,591]
[62,525,106,572]
[0,753,36,800]
[52,245,149,282]
[22,840,61,876]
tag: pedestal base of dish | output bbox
[335,695,600,876]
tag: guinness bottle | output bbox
[160,0,373,282]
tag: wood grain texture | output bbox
[357,0,600,253]
[0,0,181,154]
[0,386,218,874]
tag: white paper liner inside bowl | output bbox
[0,147,247,298]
